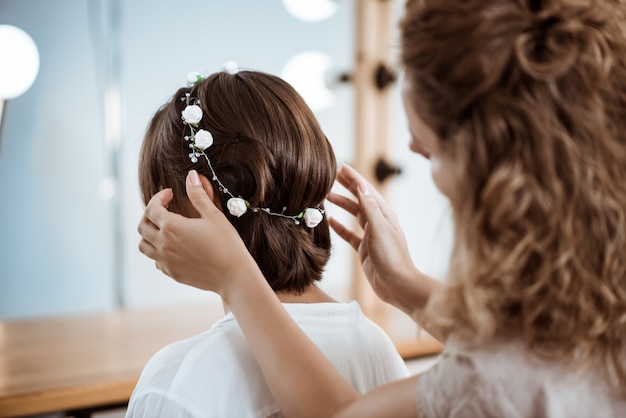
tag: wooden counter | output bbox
[0,304,225,417]
[0,303,441,417]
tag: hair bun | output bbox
[514,0,614,81]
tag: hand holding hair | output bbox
[138,170,259,294]
[327,164,442,327]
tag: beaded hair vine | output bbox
[181,72,324,228]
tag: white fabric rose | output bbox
[194,129,213,150]
[303,208,324,228]
[227,198,248,217]
[182,105,203,125]
[187,71,204,86]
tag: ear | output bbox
[198,173,222,209]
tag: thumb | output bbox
[154,188,174,208]
[186,170,220,218]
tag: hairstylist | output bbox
[137,0,626,416]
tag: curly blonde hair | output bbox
[401,0,626,386]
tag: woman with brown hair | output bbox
[127,70,409,417]
[137,0,626,416]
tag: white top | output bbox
[416,335,626,418]
[127,301,409,418]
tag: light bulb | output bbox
[0,25,40,100]
[282,51,334,112]
[282,0,338,22]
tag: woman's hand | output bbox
[137,170,257,295]
[327,164,439,316]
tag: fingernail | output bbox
[189,170,201,186]
[358,180,370,195]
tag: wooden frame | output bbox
[350,0,443,356]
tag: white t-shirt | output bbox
[416,334,626,418]
[127,301,409,418]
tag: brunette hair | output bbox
[402,0,626,385]
[139,71,337,294]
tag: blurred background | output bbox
[0,0,452,323]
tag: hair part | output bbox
[139,71,337,294]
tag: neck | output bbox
[222,285,336,314]
[276,285,336,303]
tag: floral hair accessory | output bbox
[182,93,213,163]
[187,70,208,87]
[227,197,248,218]
[181,104,203,125]
[181,90,324,227]
[303,207,324,228]
[222,60,239,75]
[194,129,213,150]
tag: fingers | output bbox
[335,164,366,198]
[354,179,390,239]
[336,164,384,203]
[139,188,176,261]
[138,238,157,260]
[329,217,362,252]
[144,189,174,228]
[337,165,388,210]
[327,192,368,229]
[152,188,174,207]
[186,170,221,219]
[138,203,164,261]
[327,192,359,217]
[137,214,160,245]
[336,164,397,224]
